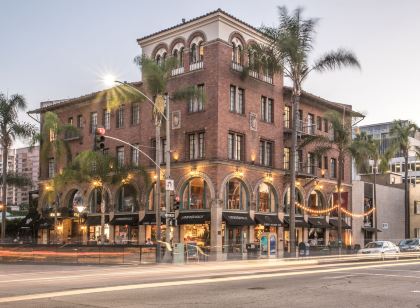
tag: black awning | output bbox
[110,214,139,226]
[139,213,166,225]
[177,211,211,225]
[329,218,351,229]
[308,217,331,229]
[254,214,282,227]
[362,226,382,232]
[223,212,255,226]
[86,215,109,226]
[283,216,311,228]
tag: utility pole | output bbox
[164,96,172,262]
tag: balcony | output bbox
[231,61,243,72]
[261,74,273,84]
[64,130,81,141]
[284,120,315,136]
[189,61,203,71]
[171,66,184,76]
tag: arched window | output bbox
[162,52,167,63]
[156,55,161,66]
[68,190,83,210]
[116,184,138,213]
[147,182,164,211]
[283,187,303,215]
[181,177,210,210]
[225,178,248,210]
[198,42,204,61]
[179,47,184,67]
[231,43,236,62]
[308,190,325,216]
[257,183,277,213]
[88,188,110,214]
[190,44,197,64]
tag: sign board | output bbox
[165,179,174,191]
[382,222,389,230]
[165,212,175,218]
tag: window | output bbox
[323,118,329,133]
[307,113,315,134]
[307,152,315,174]
[225,178,248,210]
[317,116,322,131]
[229,85,244,114]
[48,158,55,178]
[415,201,420,214]
[49,129,56,142]
[188,132,205,160]
[90,112,98,134]
[116,146,124,168]
[257,183,277,213]
[189,84,204,112]
[116,105,124,128]
[283,147,290,170]
[261,97,273,123]
[259,139,273,166]
[324,156,329,170]
[131,103,140,125]
[68,117,73,125]
[131,143,139,166]
[331,158,337,178]
[228,132,244,161]
[116,184,138,212]
[190,42,203,64]
[103,109,111,130]
[77,115,83,128]
[232,43,243,65]
[181,177,210,209]
[284,106,291,128]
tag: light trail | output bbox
[1,260,420,303]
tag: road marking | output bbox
[321,274,357,279]
[339,271,420,279]
[1,260,420,303]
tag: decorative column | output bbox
[210,198,223,261]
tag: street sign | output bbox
[165,212,175,218]
[165,179,174,191]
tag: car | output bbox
[358,241,400,260]
[398,239,420,252]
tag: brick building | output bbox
[32,9,356,258]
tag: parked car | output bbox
[398,239,420,252]
[358,241,400,259]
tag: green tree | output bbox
[248,6,360,254]
[52,150,149,243]
[0,93,37,241]
[389,120,420,238]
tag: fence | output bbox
[0,244,157,265]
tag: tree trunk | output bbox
[1,145,8,242]
[289,92,300,256]
[155,124,161,262]
[404,152,410,238]
[373,160,378,241]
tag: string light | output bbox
[294,202,376,217]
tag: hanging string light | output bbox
[340,207,375,218]
[294,202,375,217]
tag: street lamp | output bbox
[102,77,171,262]
[76,205,86,244]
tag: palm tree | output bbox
[301,111,354,251]
[389,120,420,238]
[133,55,203,260]
[0,93,36,241]
[53,150,149,243]
[351,132,392,241]
[249,6,360,254]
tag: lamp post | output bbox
[76,205,86,244]
[104,78,171,262]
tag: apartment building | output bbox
[32,9,357,258]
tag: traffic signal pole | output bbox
[163,96,172,262]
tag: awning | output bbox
[177,211,211,225]
[329,218,352,229]
[308,217,331,228]
[110,214,139,226]
[362,226,382,232]
[254,214,282,227]
[86,215,109,226]
[283,216,311,228]
[138,213,166,225]
[38,218,54,229]
[222,212,255,226]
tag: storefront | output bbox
[86,215,110,244]
[110,214,139,244]
[222,212,254,257]
[178,211,211,249]
[139,213,166,243]
[329,218,352,246]
[254,214,282,241]
[307,217,330,246]
[283,215,310,252]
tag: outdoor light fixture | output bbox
[190,167,199,176]
[265,172,273,182]
[91,179,102,188]
[173,152,179,161]
[76,205,86,214]
[251,154,256,164]
[234,167,244,178]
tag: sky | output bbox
[1,0,420,142]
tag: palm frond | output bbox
[312,49,361,73]
[0,173,32,187]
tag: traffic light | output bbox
[173,195,180,210]
[93,127,106,151]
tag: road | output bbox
[1,257,420,307]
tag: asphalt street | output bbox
[1,258,420,307]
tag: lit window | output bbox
[225,178,248,210]
[284,106,291,128]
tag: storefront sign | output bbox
[165,179,174,191]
